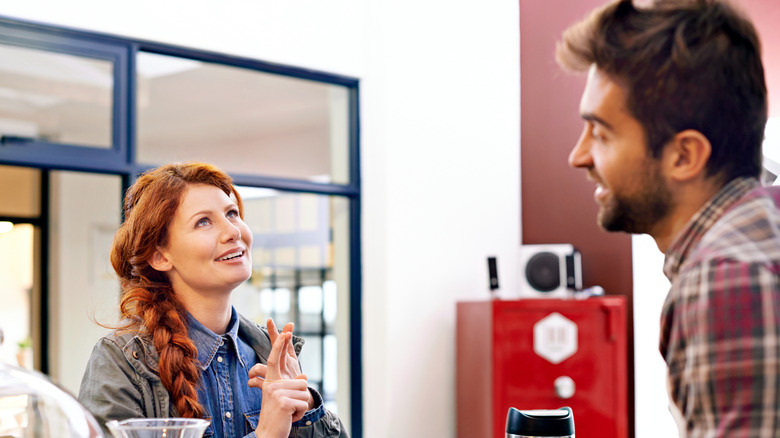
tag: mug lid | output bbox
[505,406,574,436]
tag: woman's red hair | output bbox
[110,162,244,418]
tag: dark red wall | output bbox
[519,1,635,435]
[740,1,780,118]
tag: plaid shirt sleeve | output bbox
[660,180,780,437]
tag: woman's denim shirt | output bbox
[77,312,347,438]
[189,309,325,437]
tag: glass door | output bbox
[0,222,35,369]
[0,165,122,396]
[0,165,41,370]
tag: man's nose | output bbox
[569,128,593,168]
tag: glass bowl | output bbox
[106,418,210,438]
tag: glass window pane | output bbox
[0,43,113,148]
[299,336,322,382]
[136,52,351,184]
[0,223,35,369]
[323,280,338,331]
[273,288,292,318]
[323,334,338,397]
[232,188,350,411]
[298,286,324,333]
[0,165,40,217]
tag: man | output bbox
[556,0,780,436]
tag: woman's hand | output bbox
[248,330,310,437]
[249,319,315,412]
[265,319,305,380]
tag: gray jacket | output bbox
[78,314,348,438]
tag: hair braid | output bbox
[117,285,204,418]
[150,296,203,418]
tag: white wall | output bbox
[632,235,678,438]
[0,1,521,437]
[49,171,121,394]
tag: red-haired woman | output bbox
[78,162,347,438]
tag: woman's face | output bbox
[151,183,253,297]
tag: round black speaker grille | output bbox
[525,252,561,292]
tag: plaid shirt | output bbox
[659,177,780,437]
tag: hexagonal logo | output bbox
[533,312,578,364]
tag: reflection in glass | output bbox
[0,43,113,148]
[135,52,351,184]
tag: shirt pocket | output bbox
[243,408,261,432]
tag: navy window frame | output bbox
[0,15,362,438]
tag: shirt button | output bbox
[217,356,223,363]
[305,421,312,426]
[225,412,232,419]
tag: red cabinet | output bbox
[456,297,628,438]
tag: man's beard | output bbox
[597,163,672,234]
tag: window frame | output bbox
[0,15,363,438]
[0,19,130,172]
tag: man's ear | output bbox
[663,129,711,182]
[148,248,173,272]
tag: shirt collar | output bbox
[662,177,760,280]
[187,307,246,370]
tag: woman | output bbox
[78,162,347,438]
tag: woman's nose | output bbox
[221,220,242,242]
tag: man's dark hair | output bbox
[557,0,767,181]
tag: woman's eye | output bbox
[226,209,239,219]
[196,217,210,227]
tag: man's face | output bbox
[568,66,673,234]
